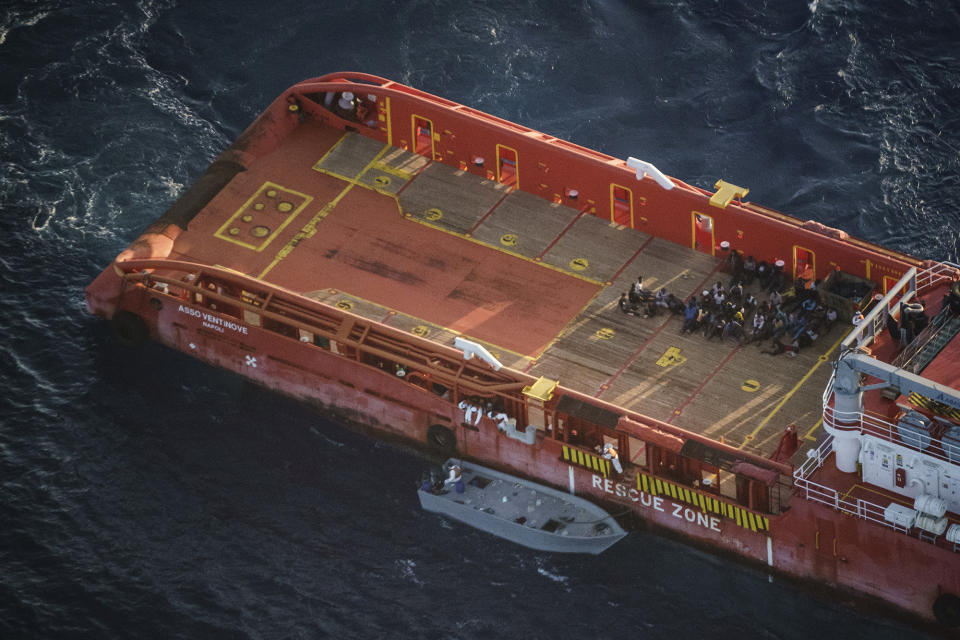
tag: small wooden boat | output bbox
[418,459,626,554]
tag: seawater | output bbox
[1,1,956,637]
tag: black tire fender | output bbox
[426,424,456,454]
[933,592,960,628]
[111,310,148,347]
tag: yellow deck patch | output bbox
[215,181,313,252]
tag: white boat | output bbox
[418,459,626,554]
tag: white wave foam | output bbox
[536,566,568,584]
[0,9,50,47]
[395,559,423,586]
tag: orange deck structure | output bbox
[87,72,960,629]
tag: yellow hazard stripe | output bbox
[559,445,608,477]
[909,392,960,421]
[633,472,770,532]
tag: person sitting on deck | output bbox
[705,313,726,341]
[769,289,783,308]
[700,290,713,311]
[656,287,670,307]
[742,255,757,284]
[768,260,786,293]
[723,318,743,342]
[618,292,639,316]
[756,260,769,286]
[825,307,838,330]
[712,288,726,308]
[666,293,685,315]
[770,315,787,340]
[762,338,800,357]
[725,249,744,285]
[747,312,766,344]
[729,281,744,305]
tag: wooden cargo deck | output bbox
[169,126,844,459]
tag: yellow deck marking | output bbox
[741,379,760,392]
[215,181,313,252]
[259,144,394,279]
[569,257,589,271]
[500,233,518,247]
[385,97,392,146]
[595,327,615,340]
[804,418,822,441]
[308,288,532,366]
[656,347,686,367]
[405,214,604,285]
[739,332,845,448]
[370,160,415,180]
[411,325,431,337]
[312,131,350,168]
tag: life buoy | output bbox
[426,424,456,453]
[111,310,147,347]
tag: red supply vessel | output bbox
[86,72,960,628]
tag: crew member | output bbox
[852,310,866,346]
[602,443,623,474]
[444,463,465,494]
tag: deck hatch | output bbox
[214,181,313,251]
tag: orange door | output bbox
[412,116,433,157]
[794,246,815,282]
[692,212,715,255]
[611,185,633,226]
[497,144,518,187]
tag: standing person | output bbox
[444,463,465,494]
[852,310,866,346]
[603,443,623,474]
[632,276,645,301]
[681,299,699,334]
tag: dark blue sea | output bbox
[2,1,957,638]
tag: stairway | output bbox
[911,313,960,374]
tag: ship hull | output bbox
[86,270,959,627]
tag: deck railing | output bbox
[842,260,959,351]
[793,436,900,530]
[822,403,957,466]
[916,260,960,296]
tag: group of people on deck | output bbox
[617,250,841,357]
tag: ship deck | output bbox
[169,124,845,459]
